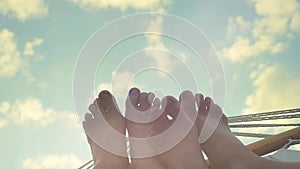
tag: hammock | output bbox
[78,108,300,169]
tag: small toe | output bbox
[153,98,160,107]
[164,96,180,120]
[89,102,100,118]
[195,93,206,112]
[138,92,150,110]
[204,97,213,111]
[195,93,204,108]
[148,92,155,105]
[85,113,93,121]
[82,121,89,132]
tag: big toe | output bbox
[179,90,197,120]
[97,90,119,113]
[96,90,125,133]
[127,87,140,107]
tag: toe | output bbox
[195,93,206,112]
[195,93,204,108]
[128,87,140,108]
[179,90,197,115]
[98,90,112,103]
[153,98,160,107]
[204,97,213,110]
[179,90,194,105]
[98,90,119,113]
[89,102,101,118]
[164,96,180,120]
[179,90,199,122]
[138,92,151,110]
[85,113,93,121]
[148,92,155,105]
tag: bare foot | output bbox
[195,94,244,169]
[152,91,209,169]
[83,90,129,169]
[126,88,208,169]
[195,94,300,169]
[125,88,167,169]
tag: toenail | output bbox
[168,96,176,102]
[130,88,139,95]
[99,91,111,100]
[102,93,110,101]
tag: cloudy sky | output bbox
[1,0,300,168]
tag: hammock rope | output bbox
[78,160,93,169]
[232,132,273,138]
[229,108,300,120]
[230,123,300,128]
[229,114,300,123]
[229,108,300,123]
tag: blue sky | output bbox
[1,0,300,168]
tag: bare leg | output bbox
[194,94,300,169]
[83,91,129,169]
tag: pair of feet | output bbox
[83,88,227,169]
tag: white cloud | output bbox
[222,35,286,62]
[222,0,300,62]
[253,0,298,17]
[0,101,10,113]
[22,154,82,169]
[68,0,171,11]
[0,97,78,128]
[8,97,56,125]
[243,63,300,113]
[226,16,251,40]
[145,16,183,75]
[291,13,300,32]
[0,29,22,77]
[221,36,254,63]
[0,28,44,84]
[23,38,44,58]
[0,0,48,21]
[146,16,165,47]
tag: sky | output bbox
[1,0,300,168]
